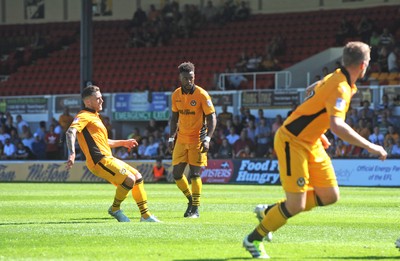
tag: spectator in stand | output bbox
[335,17,355,45]
[358,100,375,124]
[52,118,63,136]
[271,114,283,136]
[245,119,257,143]
[59,107,74,134]
[369,126,385,146]
[143,135,159,159]
[346,107,359,125]
[369,30,380,62]
[201,0,218,23]
[260,53,280,72]
[234,1,250,21]
[377,45,389,72]
[0,125,11,145]
[153,157,168,182]
[228,67,248,89]
[0,141,4,159]
[218,104,233,129]
[35,121,47,140]
[256,109,267,126]
[232,114,244,134]
[377,94,395,113]
[137,137,148,158]
[377,114,391,137]
[246,52,262,72]
[45,124,61,160]
[146,118,158,135]
[255,117,272,157]
[384,137,395,157]
[235,51,248,72]
[242,108,256,127]
[379,28,395,49]
[9,129,21,147]
[384,125,399,148]
[387,46,399,73]
[354,119,371,140]
[115,147,131,160]
[215,138,233,159]
[131,6,147,28]
[2,138,16,160]
[325,137,337,158]
[32,133,46,160]
[235,144,255,158]
[357,15,374,43]
[147,4,161,25]
[4,115,17,134]
[100,115,113,139]
[15,114,29,137]
[226,126,240,145]
[391,137,400,157]
[232,129,255,158]
[15,142,30,160]
[21,129,35,152]
[334,139,348,158]
[157,140,171,159]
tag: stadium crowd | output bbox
[0,94,399,161]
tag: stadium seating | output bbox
[0,5,398,96]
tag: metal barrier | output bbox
[217,71,292,90]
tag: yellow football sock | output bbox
[191,177,202,207]
[175,175,192,198]
[256,202,291,236]
[111,183,131,212]
[132,178,151,219]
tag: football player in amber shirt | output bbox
[168,62,217,218]
[65,85,160,223]
[243,42,387,258]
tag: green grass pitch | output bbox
[0,183,399,260]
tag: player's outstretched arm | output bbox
[65,127,78,169]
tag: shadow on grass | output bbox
[315,257,400,260]
[0,218,110,226]
[174,258,253,261]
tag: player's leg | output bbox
[120,159,160,222]
[172,142,193,217]
[186,142,206,218]
[308,145,340,209]
[92,157,134,222]
[187,164,202,218]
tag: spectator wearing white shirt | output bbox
[16,115,29,137]
[226,126,240,145]
[368,126,384,146]
[2,138,16,159]
[391,138,400,157]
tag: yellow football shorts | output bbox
[90,156,139,185]
[274,128,338,193]
[172,141,207,166]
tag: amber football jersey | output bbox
[171,85,215,144]
[70,108,112,169]
[282,68,357,144]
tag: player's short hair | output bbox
[178,62,195,74]
[82,85,100,100]
[342,41,370,67]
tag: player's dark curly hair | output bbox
[82,85,100,100]
[178,62,195,74]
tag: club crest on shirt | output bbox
[120,168,126,174]
[297,177,305,187]
[190,100,197,106]
[335,98,346,111]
